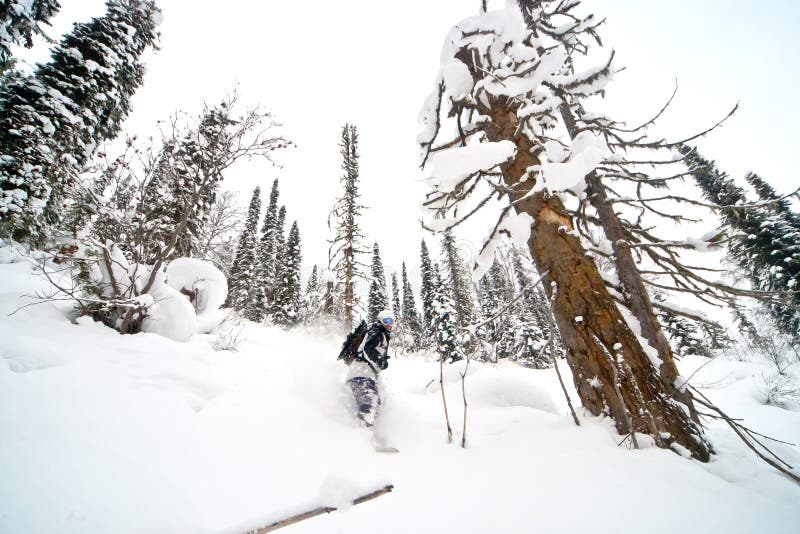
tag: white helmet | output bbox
[377,309,395,326]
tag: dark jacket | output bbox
[357,322,391,373]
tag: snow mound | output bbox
[165,258,227,314]
[141,269,197,342]
[468,364,558,413]
[165,258,227,334]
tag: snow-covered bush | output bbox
[758,369,800,409]
[165,257,227,333]
[213,310,246,351]
[141,269,197,342]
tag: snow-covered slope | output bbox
[1,260,799,533]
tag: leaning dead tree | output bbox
[419,0,713,460]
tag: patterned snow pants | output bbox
[346,376,380,427]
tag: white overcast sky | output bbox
[18,0,800,283]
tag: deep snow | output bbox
[1,259,799,533]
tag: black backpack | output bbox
[338,320,369,364]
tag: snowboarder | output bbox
[345,309,394,427]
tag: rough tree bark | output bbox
[484,96,711,461]
[557,101,701,419]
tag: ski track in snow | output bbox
[1,261,799,533]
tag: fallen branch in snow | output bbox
[690,387,800,485]
[244,484,394,533]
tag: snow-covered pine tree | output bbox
[419,239,435,334]
[169,104,236,259]
[273,220,301,328]
[225,186,261,313]
[257,178,280,307]
[508,244,561,362]
[745,172,800,227]
[419,0,712,460]
[683,146,800,342]
[264,204,287,322]
[0,0,61,72]
[302,264,324,325]
[390,272,401,319]
[248,180,279,323]
[0,0,160,244]
[328,123,368,329]
[477,259,515,361]
[431,263,463,363]
[135,102,239,264]
[367,241,389,322]
[440,229,477,325]
[401,262,423,341]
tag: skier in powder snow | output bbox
[346,309,394,427]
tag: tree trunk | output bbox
[557,100,701,421]
[484,97,711,461]
[344,245,354,330]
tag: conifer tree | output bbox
[508,244,560,358]
[328,123,367,329]
[266,204,287,320]
[401,262,423,339]
[431,263,463,363]
[226,186,261,313]
[273,221,301,327]
[367,241,389,321]
[390,272,401,319]
[257,179,280,303]
[440,229,477,325]
[249,180,279,322]
[1,0,61,72]
[682,146,800,341]
[302,264,324,324]
[138,102,237,262]
[745,172,800,226]
[420,239,435,333]
[0,0,160,243]
[478,260,515,361]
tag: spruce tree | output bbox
[478,260,515,361]
[1,0,61,72]
[419,239,434,333]
[226,186,261,313]
[169,105,235,259]
[431,263,464,363]
[441,229,477,325]
[257,179,280,303]
[302,264,323,324]
[328,123,368,329]
[137,103,236,263]
[0,0,160,243]
[401,262,423,339]
[390,272,401,319]
[367,241,389,321]
[266,204,287,321]
[683,146,800,341]
[745,172,800,226]
[273,221,301,327]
